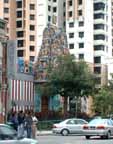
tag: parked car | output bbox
[52,118,88,136]
[82,118,113,139]
[0,124,38,144]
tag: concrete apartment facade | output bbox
[37,0,66,57]
[66,0,112,86]
[66,0,113,114]
[0,0,37,62]
[0,0,37,114]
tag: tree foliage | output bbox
[93,87,113,117]
[48,54,95,98]
[93,74,113,117]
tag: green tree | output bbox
[48,54,95,116]
[93,87,113,117]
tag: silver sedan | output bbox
[82,118,113,139]
[52,118,88,136]
[0,124,38,144]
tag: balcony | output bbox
[94,40,106,45]
[94,29,106,35]
[94,0,107,4]
[94,19,106,24]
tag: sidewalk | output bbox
[37,130,52,136]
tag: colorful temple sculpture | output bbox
[34,24,69,118]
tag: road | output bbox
[37,135,113,144]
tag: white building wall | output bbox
[37,0,48,58]
[66,0,93,63]
[83,0,94,63]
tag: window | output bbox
[48,15,51,21]
[77,119,87,124]
[79,21,84,26]
[79,54,84,60]
[30,14,35,20]
[0,126,16,136]
[30,56,34,61]
[69,11,72,17]
[53,0,57,2]
[30,25,35,30]
[17,50,24,57]
[69,43,74,49]
[94,13,104,19]
[68,0,72,6]
[95,77,101,85]
[16,21,22,28]
[69,22,74,27]
[69,33,74,38]
[30,4,35,10]
[64,21,66,27]
[79,32,84,38]
[66,120,75,124]
[79,43,84,48]
[94,34,105,40]
[4,18,9,22]
[0,22,5,29]
[78,10,82,16]
[17,11,22,18]
[4,8,9,13]
[17,1,22,8]
[94,45,104,51]
[30,46,35,51]
[64,12,65,17]
[94,56,101,63]
[48,5,51,11]
[63,2,66,7]
[17,31,24,37]
[17,40,24,47]
[78,0,82,5]
[94,24,104,30]
[53,7,57,13]
[94,67,101,74]
[4,0,9,3]
[30,35,35,41]
[94,3,105,11]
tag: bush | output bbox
[37,120,61,130]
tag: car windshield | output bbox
[89,119,107,125]
[0,125,17,136]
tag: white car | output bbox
[52,118,88,136]
[0,124,38,144]
[82,118,113,139]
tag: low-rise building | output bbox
[0,18,7,122]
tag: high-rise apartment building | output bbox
[66,0,112,87]
[0,0,37,114]
[0,0,37,62]
[37,0,66,56]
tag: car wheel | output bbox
[61,129,69,136]
[106,131,111,139]
[85,136,90,139]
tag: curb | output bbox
[37,131,53,136]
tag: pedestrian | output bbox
[10,112,18,131]
[32,113,38,139]
[24,111,33,138]
[17,110,25,138]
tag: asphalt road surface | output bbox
[37,135,113,144]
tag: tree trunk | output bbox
[63,96,67,118]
